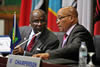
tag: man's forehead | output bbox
[32,12,40,16]
[32,12,45,18]
[33,12,39,16]
[57,10,69,17]
[31,14,45,21]
[57,7,75,17]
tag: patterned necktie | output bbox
[62,34,67,48]
[27,35,36,51]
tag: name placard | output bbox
[7,55,41,67]
[0,36,11,53]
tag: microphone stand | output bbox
[14,32,41,49]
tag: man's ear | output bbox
[69,16,74,22]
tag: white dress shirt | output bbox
[27,29,35,46]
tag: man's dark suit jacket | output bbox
[48,24,95,61]
[19,26,59,56]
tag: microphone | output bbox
[14,32,41,49]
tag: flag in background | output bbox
[62,0,75,8]
[19,0,32,27]
[19,0,44,27]
[94,0,100,35]
[10,12,21,52]
[31,0,43,10]
[77,0,93,34]
[47,0,62,32]
[18,0,94,33]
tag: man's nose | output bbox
[56,18,60,24]
[38,21,42,25]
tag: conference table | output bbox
[1,56,100,67]
[0,57,74,67]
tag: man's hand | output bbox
[32,53,50,60]
[12,47,24,55]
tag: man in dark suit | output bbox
[32,6,95,61]
[13,9,59,56]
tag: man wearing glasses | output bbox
[32,6,95,62]
[13,9,59,56]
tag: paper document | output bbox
[0,36,11,53]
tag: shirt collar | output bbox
[66,24,76,36]
[30,29,35,37]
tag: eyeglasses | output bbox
[56,15,70,22]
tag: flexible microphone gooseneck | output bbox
[14,32,41,49]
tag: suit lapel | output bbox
[30,29,48,52]
[64,24,79,47]
[24,27,33,50]
[31,39,42,51]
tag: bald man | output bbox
[32,6,95,61]
[13,9,59,56]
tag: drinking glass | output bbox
[87,52,95,67]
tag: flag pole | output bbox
[13,11,16,49]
